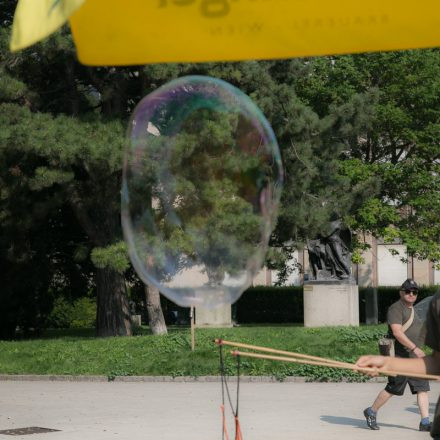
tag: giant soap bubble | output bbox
[122,75,283,308]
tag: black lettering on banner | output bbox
[248,22,263,33]
[158,0,195,7]
[209,21,262,35]
[327,17,335,27]
[210,25,223,35]
[159,3,392,26]
[173,0,196,5]
[159,0,230,18]
[201,0,230,18]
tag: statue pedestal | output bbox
[195,304,232,328]
[303,282,359,327]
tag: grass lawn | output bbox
[0,324,398,381]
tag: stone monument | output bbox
[303,219,359,327]
[195,304,232,328]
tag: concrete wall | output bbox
[435,267,440,285]
[412,257,433,286]
[303,283,359,327]
[272,250,302,286]
[356,235,376,287]
[377,244,408,286]
[195,304,232,328]
[252,266,272,286]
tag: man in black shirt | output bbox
[357,290,440,438]
[361,279,431,431]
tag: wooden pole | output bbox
[230,350,440,381]
[213,339,440,381]
[215,339,353,368]
[190,306,195,351]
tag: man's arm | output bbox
[390,323,425,358]
[356,351,440,376]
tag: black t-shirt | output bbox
[387,299,426,357]
[426,293,440,352]
[425,293,440,438]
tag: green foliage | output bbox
[354,198,400,233]
[0,325,385,381]
[289,363,369,383]
[46,297,72,329]
[91,241,129,273]
[1,4,440,337]
[334,327,387,343]
[0,70,28,101]
[127,104,273,285]
[0,22,133,336]
[293,50,440,265]
[46,297,96,329]
[69,298,97,329]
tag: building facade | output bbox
[254,236,440,287]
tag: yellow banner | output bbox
[69,0,440,65]
[10,0,85,51]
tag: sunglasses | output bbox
[404,290,418,295]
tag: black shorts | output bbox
[385,374,430,396]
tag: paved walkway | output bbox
[1,379,439,439]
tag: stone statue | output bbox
[307,219,353,282]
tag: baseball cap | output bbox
[401,278,419,291]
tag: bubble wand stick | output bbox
[215,339,440,381]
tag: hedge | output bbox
[235,286,303,323]
[362,285,438,323]
[161,284,440,325]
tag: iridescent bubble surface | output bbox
[122,75,283,308]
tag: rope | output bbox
[220,404,229,440]
[218,340,243,440]
[236,354,240,416]
[234,354,242,440]
[219,344,227,440]
[235,416,243,440]
[219,343,236,414]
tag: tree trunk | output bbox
[145,285,167,335]
[96,267,132,337]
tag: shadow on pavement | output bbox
[405,401,437,415]
[320,415,417,431]
[320,416,364,428]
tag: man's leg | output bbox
[409,378,431,430]
[417,391,431,431]
[371,389,393,412]
[364,375,406,430]
[363,389,393,430]
[417,391,430,419]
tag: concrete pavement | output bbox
[1,379,439,439]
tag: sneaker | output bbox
[419,422,432,432]
[363,408,380,430]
